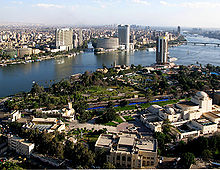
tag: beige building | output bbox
[8,135,35,156]
[23,117,65,133]
[158,91,214,121]
[17,48,33,57]
[55,28,73,51]
[191,118,218,134]
[140,113,163,132]
[203,111,220,124]
[95,133,158,168]
[2,110,21,123]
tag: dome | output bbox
[196,91,208,98]
[166,107,175,114]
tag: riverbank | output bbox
[0,51,83,67]
[0,34,220,97]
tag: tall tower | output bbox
[156,36,168,65]
[118,25,130,50]
[73,33,78,48]
[177,26,181,35]
[78,29,83,47]
[55,28,73,51]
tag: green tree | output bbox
[180,152,195,168]
[31,83,44,96]
[202,149,212,161]
[0,161,23,170]
[103,162,116,169]
[71,143,95,168]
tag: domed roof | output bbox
[196,91,208,98]
[166,107,175,114]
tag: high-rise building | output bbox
[156,36,168,65]
[177,26,181,35]
[118,24,130,50]
[55,28,73,51]
[73,33,78,48]
[78,29,83,47]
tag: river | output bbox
[0,34,220,97]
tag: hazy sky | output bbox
[1,0,220,28]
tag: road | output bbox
[67,120,118,133]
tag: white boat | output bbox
[146,48,156,52]
[169,57,178,62]
[56,59,65,64]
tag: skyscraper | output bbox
[55,28,73,51]
[118,25,130,50]
[73,33,78,48]
[156,36,168,65]
[177,26,181,35]
[78,29,83,47]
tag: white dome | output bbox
[196,91,208,98]
[166,107,175,114]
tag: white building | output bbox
[118,25,130,50]
[141,91,219,138]
[159,105,182,122]
[191,118,218,135]
[203,111,220,124]
[23,117,65,133]
[156,36,168,64]
[10,110,21,122]
[191,91,212,113]
[95,133,158,168]
[8,135,35,156]
[177,91,212,120]
[55,28,73,51]
[140,113,163,132]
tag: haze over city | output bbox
[1,0,220,28]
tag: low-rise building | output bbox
[95,133,158,168]
[23,117,65,133]
[203,111,220,124]
[8,135,35,156]
[191,118,218,135]
[159,104,182,122]
[140,113,163,132]
[2,110,21,122]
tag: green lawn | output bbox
[104,122,117,126]
[114,99,182,112]
[83,134,99,142]
[115,116,124,123]
[140,99,180,108]
[114,105,136,112]
[123,115,135,122]
[103,116,124,126]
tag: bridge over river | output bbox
[182,41,220,47]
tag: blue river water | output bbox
[0,34,220,97]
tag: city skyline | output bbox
[1,0,220,28]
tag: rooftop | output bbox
[32,117,57,124]
[118,135,135,146]
[95,134,113,148]
[203,112,220,119]
[95,133,157,154]
[177,101,198,108]
[196,118,215,126]
[136,138,155,152]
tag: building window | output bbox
[122,156,126,161]
[127,157,131,161]
[151,161,154,165]
[147,157,150,159]
[151,157,154,160]
[117,155,120,160]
